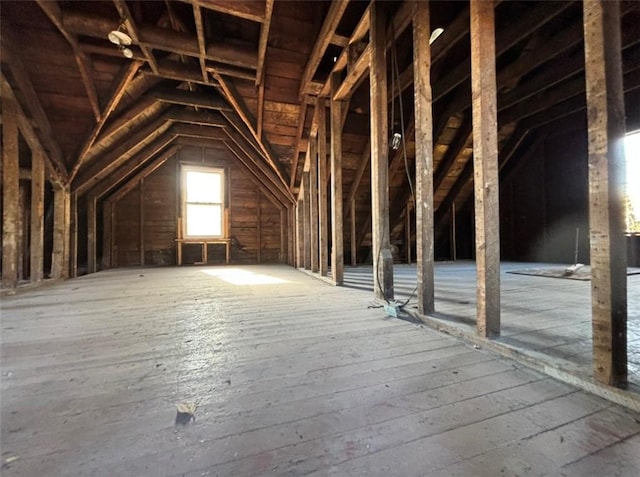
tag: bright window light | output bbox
[182,166,224,238]
[625,131,640,233]
[202,268,288,285]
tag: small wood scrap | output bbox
[507,266,640,281]
[175,402,197,425]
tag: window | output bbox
[182,165,225,238]
[625,131,640,233]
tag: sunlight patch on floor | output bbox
[201,268,289,285]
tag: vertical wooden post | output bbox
[30,150,45,282]
[330,72,344,285]
[310,134,319,272]
[302,172,311,269]
[139,179,145,266]
[317,97,329,276]
[288,206,295,266]
[2,97,20,288]
[296,200,304,267]
[280,207,286,263]
[413,0,435,312]
[257,189,262,263]
[350,202,357,266]
[17,185,27,282]
[583,0,627,386]
[370,2,393,300]
[87,195,97,273]
[451,203,457,261]
[70,193,78,278]
[51,185,70,279]
[2,99,19,288]
[405,204,412,264]
[102,200,113,270]
[470,0,500,337]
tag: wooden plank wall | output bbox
[110,146,284,267]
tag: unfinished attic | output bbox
[2,0,640,475]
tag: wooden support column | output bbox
[351,202,357,266]
[413,0,435,313]
[30,150,45,282]
[296,200,304,267]
[70,193,78,278]
[2,99,19,288]
[317,98,329,276]
[583,0,627,386]
[102,201,113,270]
[302,172,311,269]
[405,203,412,265]
[470,0,500,337]
[87,195,97,274]
[257,189,262,264]
[330,72,344,285]
[139,180,145,266]
[309,135,319,273]
[280,208,286,263]
[370,3,393,299]
[51,186,70,279]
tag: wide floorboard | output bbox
[2,265,639,476]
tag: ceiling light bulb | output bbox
[108,29,132,46]
[429,27,444,45]
[122,47,134,59]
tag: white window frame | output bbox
[181,164,225,239]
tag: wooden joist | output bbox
[583,0,628,387]
[299,0,349,98]
[151,87,232,111]
[256,0,274,85]
[36,0,100,121]
[470,0,501,337]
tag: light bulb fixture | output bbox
[391,132,402,151]
[429,27,444,45]
[108,22,133,46]
[120,45,134,58]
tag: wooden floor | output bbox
[344,262,640,391]
[2,265,640,476]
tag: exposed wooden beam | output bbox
[296,200,304,267]
[36,0,100,121]
[2,98,19,288]
[299,0,350,98]
[0,73,66,185]
[434,117,472,192]
[165,107,227,127]
[192,3,208,82]
[97,97,160,146]
[75,117,173,195]
[470,0,500,338]
[583,0,627,387]
[113,0,159,73]
[330,72,344,285]
[196,0,266,23]
[151,87,232,110]
[223,128,294,203]
[370,2,393,300]
[62,11,258,70]
[106,145,179,203]
[289,97,311,189]
[141,58,218,86]
[0,29,67,181]
[89,135,179,200]
[70,61,142,182]
[213,74,289,185]
[170,123,227,139]
[257,81,265,140]
[333,46,371,101]
[413,0,435,315]
[344,142,371,215]
[256,0,274,85]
